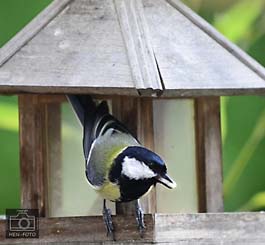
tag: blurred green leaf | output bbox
[224,107,265,198]
[240,192,265,211]
[248,33,265,66]
[213,0,264,43]
[0,0,53,47]
[0,102,18,132]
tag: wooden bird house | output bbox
[1,0,265,243]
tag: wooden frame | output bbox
[18,95,224,215]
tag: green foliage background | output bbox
[0,0,265,213]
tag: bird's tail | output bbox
[66,94,135,161]
[66,94,110,160]
[66,94,97,127]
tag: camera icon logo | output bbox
[6,209,39,239]
[9,210,36,232]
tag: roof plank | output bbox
[0,0,72,67]
[167,0,265,82]
[0,0,138,95]
[143,0,265,97]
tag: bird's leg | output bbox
[102,199,115,240]
[135,199,145,236]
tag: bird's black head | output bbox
[113,146,176,189]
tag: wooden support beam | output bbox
[195,97,223,212]
[1,213,265,244]
[112,96,139,215]
[19,95,61,217]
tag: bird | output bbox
[67,94,176,238]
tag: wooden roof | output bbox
[0,0,265,97]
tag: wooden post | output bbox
[19,95,61,217]
[112,96,139,215]
[112,96,156,215]
[195,97,223,212]
[138,98,157,214]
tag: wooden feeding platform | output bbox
[1,213,265,244]
[0,0,265,243]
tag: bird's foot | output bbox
[103,200,115,240]
[135,200,145,237]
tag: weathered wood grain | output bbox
[0,0,71,66]
[138,98,157,214]
[0,86,139,96]
[0,0,264,96]
[114,0,162,95]
[19,95,47,216]
[0,0,137,95]
[45,103,62,217]
[143,0,265,97]
[195,97,223,212]
[154,213,265,244]
[19,95,62,216]
[0,215,154,244]
[112,97,140,215]
[167,0,265,82]
[112,97,156,215]
[1,213,265,244]
[37,94,66,103]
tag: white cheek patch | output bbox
[121,156,156,180]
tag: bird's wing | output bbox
[86,129,140,187]
[67,94,138,160]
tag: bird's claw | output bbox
[103,200,115,240]
[135,201,145,237]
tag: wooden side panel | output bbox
[195,97,223,212]
[153,99,198,213]
[19,95,61,217]
[46,103,62,217]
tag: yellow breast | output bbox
[96,182,120,201]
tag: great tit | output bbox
[67,95,176,237]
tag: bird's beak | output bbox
[155,173,177,189]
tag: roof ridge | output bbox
[114,0,163,96]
